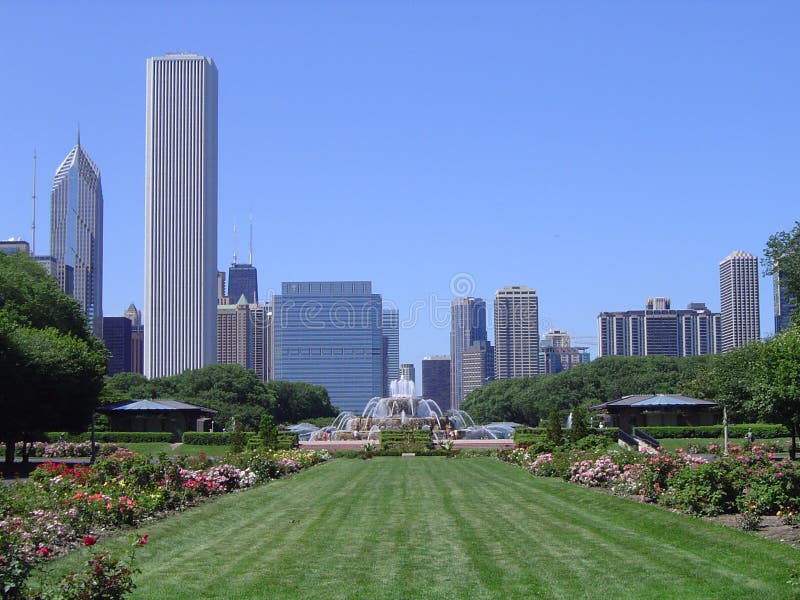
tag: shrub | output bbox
[637,424,789,439]
[378,430,432,451]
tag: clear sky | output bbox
[1,1,797,374]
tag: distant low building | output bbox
[96,399,216,441]
[591,394,718,433]
[0,240,30,255]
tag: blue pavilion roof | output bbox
[591,394,717,410]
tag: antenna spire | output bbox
[232,221,238,264]
[31,150,37,256]
[76,124,80,148]
[248,211,253,265]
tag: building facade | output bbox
[272,281,383,413]
[450,297,487,410]
[124,303,144,375]
[494,286,539,380]
[228,263,258,304]
[422,356,451,411]
[0,240,30,255]
[399,363,416,386]
[50,134,103,337]
[382,308,400,395]
[217,296,252,369]
[461,341,494,399]
[597,300,721,357]
[144,54,218,377]
[102,317,132,375]
[539,338,590,375]
[719,251,760,351]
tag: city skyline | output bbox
[1,3,796,375]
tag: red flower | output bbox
[36,547,50,557]
[137,534,149,546]
[82,535,97,546]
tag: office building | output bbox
[124,303,144,375]
[252,301,272,382]
[217,295,252,369]
[719,251,760,351]
[382,308,400,394]
[0,240,30,255]
[422,356,451,410]
[228,263,258,305]
[272,281,383,413]
[774,269,796,334]
[400,363,416,386]
[103,317,132,375]
[50,133,103,337]
[217,271,227,305]
[450,297,487,409]
[540,334,590,375]
[598,301,721,357]
[494,286,539,380]
[461,341,494,399]
[144,54,218,377]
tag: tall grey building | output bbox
[422,356,451,410]
[400,363,416,386]
[450,297,487,410]
[494,286,539,380]
[50,134,103,337]
[597,300,721,357]
[382,308,400,395]
[272,281,383,413]
[719,251,760,351]
[774,269,797,334]
[144,54,218,378]
[462,341,494,399]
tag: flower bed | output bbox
[1,448,330,598]
[499,443,800,519]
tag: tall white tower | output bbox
[145,54,218,378]
[494,286,539,379]
[50,132,103,338]
[719,250,760,352]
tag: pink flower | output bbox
[137,534,149,546]
[36,547,50,557]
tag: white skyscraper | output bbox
[494,286,539,379]
[144,54,218,378]
[50,133,103,338]
[719,250,760,352]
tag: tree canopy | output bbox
[764,221,800,325]
[0,252,107,472]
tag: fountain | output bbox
[306,379,513,443]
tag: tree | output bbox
[764,221,800,326]
[0,253,107,473]
[258,414,278,450]
[750,329,800,458]
[568,405,590,443]
[546,407,563,447]
[264,381,338,423]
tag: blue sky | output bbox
[1,1,797,373]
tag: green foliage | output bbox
[546,407,563,447]
[763,221,800,324]
[568,405,590,443]
[638,424,789,439]
[378,430,433,451]
[264,381,338,424]
[230,419,246,454]
[0,253,107,472]
[182,432,234,445]
[258,414,279,451]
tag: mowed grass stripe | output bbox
[45,457,800,599]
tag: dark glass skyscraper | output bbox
[228,263,258,304]
[422,356,451,411]
[103,317,132,375]
[272,281,383,413]
[774,270,797,334]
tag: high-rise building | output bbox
[217,295,252,369]
[450,297,487,409]
[774,269,797,334]
[50,133,103,337]
[542,328,571,348]
[228,263,258,305]
[144,54,218,378]
[422,356,451,410]
[103,317,132,375]
[272,281,383,413]
[0,240,30,255]
[539,335,590,375]
[461,341,494,399]
[597,301,721,357]
[217,271,227,305]
[382,308,400,394]
[494,286,539,380]
[124,303,144,375]
[400,363,416,386]
[720,251,760,351]
[252,301,272,382]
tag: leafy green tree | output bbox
[0,253,107,472]
[258,414,278,450]
[546,407,563,447]
[763,221,800,326]
[230,418,246,454]
[750,329,800,458]
[265,381,338,423]
[568,405,590,443]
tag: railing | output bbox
[634,428,661,448]
[617,430,638,447]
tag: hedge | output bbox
[378,430,433,450]
[513,426,618,446]
[638,424,790,439]
[183,430,299,449]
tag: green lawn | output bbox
[117,443,231,457]
[48,458,800,599]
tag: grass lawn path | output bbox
[51,457,800,599]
